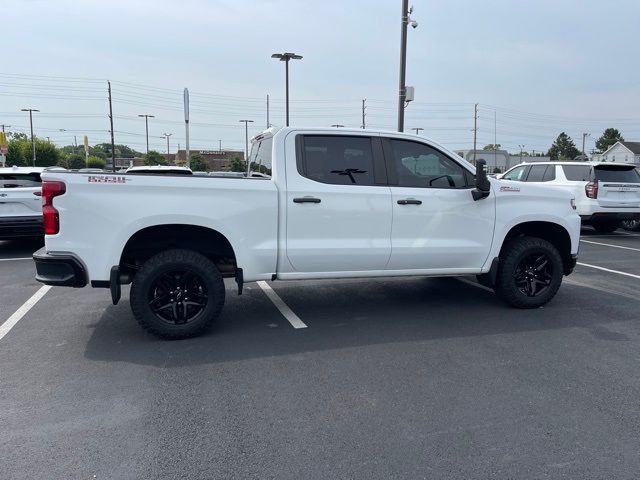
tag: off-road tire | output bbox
[130,249,225,339]
[495,236,563,309]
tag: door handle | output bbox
[293,196,321,204]
[397,199,422,205]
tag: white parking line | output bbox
[580,239,640,252]
[577,262,640,280]
[0,286,51,342]
[257,281,308,329]
[0,257,32,262]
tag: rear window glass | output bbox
[594,166,640,183]
[0,173,42,188]
[526,165,548,182]
[249,137,273,176]
[562,165,591,181]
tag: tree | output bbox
[189,154,209,172]
[6,138,29,166]
[595,128,624,153]
[227,156,247,172]
[547,132,581,160]
[87,156,106,169]
[34,139,60,167]
[58,153,86,170]
[143,150,167,166]
[483,144,502,150]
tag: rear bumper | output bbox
[580,212,640,222]
[0,215,43,239]
[33,247,87,287]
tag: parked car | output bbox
[0,166,45,240]
[34,127,580,339]
[500,161,640,233]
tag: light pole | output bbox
[239,120,254,174]
[21,108,39,166]
[519,144,525,164]
[271,52,303,127]
[413,127,424,135]
[138,114,154,154]
[1,124,10,133]
[163,133,172,156]
[582,133,590,156]
[397,1,418,132]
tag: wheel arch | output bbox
[500,221,573,275]
[119,224,238,279]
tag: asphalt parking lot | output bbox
[1,229,640,479]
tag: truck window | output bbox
[593,165,640,183]
[248,137,273,175]
[387,139,467,188]
[542,165,556,182]
[561,165,590,181]
[299,136,375,186]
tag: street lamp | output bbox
[163,133,172,156]
[138,114,155,154]
[413,127,424,135]
[397,1,418,132]
[271,52,303,127]
[21,108,39,166]
[239,120,254,173]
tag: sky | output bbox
[2,0,639,155]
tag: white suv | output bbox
[0,166,46,240]
[501,161,640,233]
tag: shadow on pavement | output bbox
[83,276,635,367]
[0,238,44,258]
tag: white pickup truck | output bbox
[34,127,580,338]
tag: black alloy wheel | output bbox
[513,253,553,297]
[148,269,208,325]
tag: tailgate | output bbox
[594,165,640,208]
[0,187,42,216]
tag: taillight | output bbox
[585,181,598,199]
[42,181,66,235]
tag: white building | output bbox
[454,149,550,173]
[591,141,640,165]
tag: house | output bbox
[592,141,640,165]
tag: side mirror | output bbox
[472,159,491,201]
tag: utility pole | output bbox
[184,88,190,167]
[219,139,222,152]
[397,0,417,132]
[1,124,10,133]
[494,110,498,170]
[138,114,154,154]
[163,133,172,156]
[413,127,424,135]
[519,144,525,164]
[271,52,303,127]
[267,94,270,128]
[472,103,478,164]
[239,120,254,174]
[361,99,366,129]
[21,108,39,166]
[108,81,116,172]
[582,132,590,156]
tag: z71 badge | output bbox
[87,175,127,184]
[500,186,520,192]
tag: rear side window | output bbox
[298,136,375,186]
[502,165,527,181]
[594,166,640,183]
[248,137,273,175]
[0,173,42,188]
[542,165,556,181]
[562,165,591,181]
[525,165,548,182]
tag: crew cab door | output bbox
[382,137,495,271]
[285,133,392,273]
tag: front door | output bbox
[285,134,392,273]
[383,138,495,271]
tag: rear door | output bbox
[593,165,640,208]
[0,172,42,217]
[285,133,392,273]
